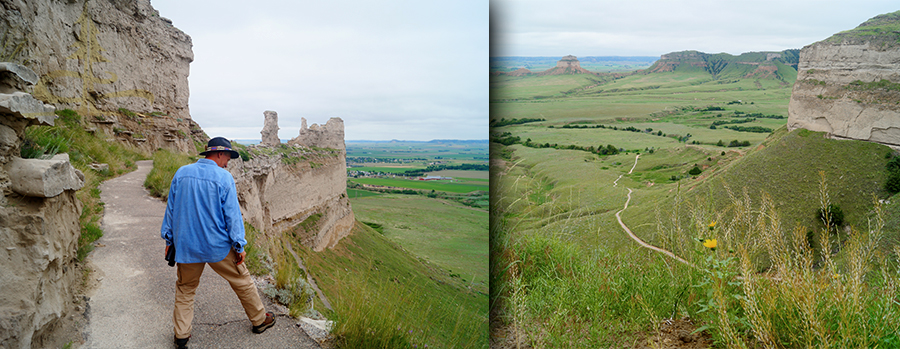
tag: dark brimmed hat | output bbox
[200,137,239,159]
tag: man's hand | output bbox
[165,245,170,258]
[235,250,246,265]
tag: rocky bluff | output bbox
[788,11,900,148]
[230,111,353,252]
[0,0,206,153]
[0,64,84,348]
[648,50,799,81]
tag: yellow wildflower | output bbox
[703,239,717,249]
[708,221,717,230]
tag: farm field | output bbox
[427,169,490,180]
[350,177,487,194]
[346,140,488,163]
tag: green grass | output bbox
[350,177,487,194]
[296,222,487,348]
[622,127,892,244]
[144,149,196,199]
[346,188,383,198]
[21,109,146,261]
[349,166,426,173]
[490,64,900,346]
[350,194,488,290]
[490,74,606,100]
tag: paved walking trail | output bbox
[84,160,320,348]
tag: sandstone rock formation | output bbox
[7,154,85,198]
[0,64,84,349]
[261,110,281,146]
[229,115,352,252]
[288,117,346,150]
[0,0,205,153]
[536,55,598,76]
[787,11,900,148]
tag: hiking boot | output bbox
[174,335,190,349]
[252,312,276,334]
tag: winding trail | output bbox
[85,160,320,348]
[612,154,640,187]
[612,155,696,268]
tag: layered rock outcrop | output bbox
[0,64,84,349]
[261,110,281,146]
[288,117,346,150]
[536,55,598,76]
[230,115,353,252]
[0,0,206,153]
[787,11,900,148]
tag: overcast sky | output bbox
[149,0,487,141]
[492,0,899,57]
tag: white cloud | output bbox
[492,0,900,56]
[151,0,487,141]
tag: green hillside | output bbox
[622,127,894,255]
[292,222,487,348]
[491,50,900,347]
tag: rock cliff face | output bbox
[787,11,900,148]
[288,117,346,150]
[230,115,353,252]
[0,64,84,349]
[0,0,206,153]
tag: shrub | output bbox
[688,166,702,176]
[817,203,844,229]
[886,173,900,194]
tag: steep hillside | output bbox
[788,10,900,148]
[623,127,893,246]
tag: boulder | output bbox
[6,155,85,198]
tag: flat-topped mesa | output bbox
[556,55,581,69]
[260,110,280,146]
[537,55,597,76]
[288,117,346,150]
[228,114,352,252]
[788,10,900,148]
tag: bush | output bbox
[817,203,845,229]
[887,172,900,194]
[688,166,702,176]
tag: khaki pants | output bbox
[173,249,266,339]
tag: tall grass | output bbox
[296,222,487,348]
[493,141,900,347]
[144,149,195,199]
[21,109,146,260]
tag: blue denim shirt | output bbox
[161,158,246,263]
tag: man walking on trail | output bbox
[161,137,275,349]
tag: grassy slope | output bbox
[293,221,488,348]
[490,74,603,100]
[491,63,900,346]
[622,127,893,246]
[350,194,488,290]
